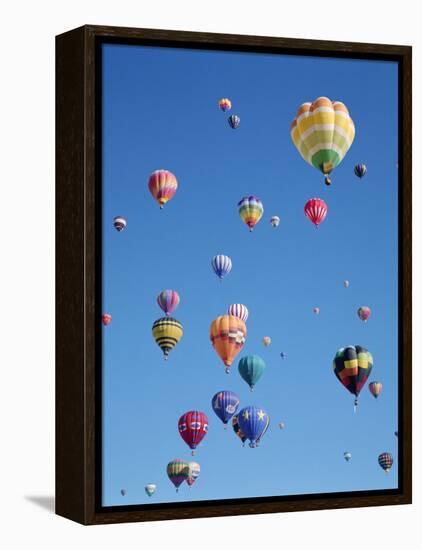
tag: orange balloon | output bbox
[210,315,247,373]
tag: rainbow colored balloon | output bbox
[218,98,232,112]
[238,196,264,232]
[148,169,178,209]
[369,381,382,398]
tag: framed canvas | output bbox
[56,25,412,525]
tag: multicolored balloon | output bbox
[187,462,201,487]
[167,459,189,491]
[228,115,240,129]
[145,484,156,497]
[178,411,208,455]
[378,452,393,473]
[270,216,280,228]
[238,196,264,232]
[232,414,247,446]
[238,355,266,391]
[291,97,355,186]
[152,317,183,360]
[333,345,373,410]
[262,336,271,347]
[344,451,352,462]
[227,303,249,322]
[102,313,112,326]
[211,254,232,280]
[354,164,367,178]
[148,169,178,209]
[210,315,247,373]
[157,289,180,317]
[313,307,320,315]
[113,216,127,232]
[211,391,240,426]
[358,306,371,322]
[237,406,270,448]
[369,381,382,398]
[304,198,328,227]
[218,98,232,112]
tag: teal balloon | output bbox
[238,355,266,390]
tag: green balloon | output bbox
[238,355,266,390]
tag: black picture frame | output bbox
[56,24,412,525]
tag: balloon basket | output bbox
[191,450,195,456]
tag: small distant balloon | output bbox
[218,98,232,112]
[145,484,156,497]
[394,430,398,437]
[344,452,352,462]
[369,381,382,398]
[227,303,249,322]
[228,115,240,129]
[187,462,201,487]
[313,307,320,315]
[378,452,393,473]
[354,164,367,178]
[344,280,350,288]
[270,216,280,228]
[278,422,285,430]
[167,459,189,491]
[113,216,127,232]
[280,352,287,360]
[304,198,328,227]
[211,254,232,280]
[102,313,112,326]
[262,336,271,347]
[358,306,371,322]
[120,489,126,496]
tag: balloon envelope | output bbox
[157,289,180,316]
[211,391,240,425]
[262,336,271,347]
[178,411,208,453]
[378,452,393,473]
[238,355,266,390]
[152,317,183,359]
[333,345,373,407]
[304,198,328,227]
[227,303,249,322]
[148,169,178,209]
[187,462,201,487]
[211,254,232,280]
[354,164,367,178]
[238,195,264,231]
[358,306,371,322]
[145,484,156,497]
[210,315,247,372]
[113,216,127,232]
[102,313,112,326]
[237,405,269,448]
[369,381,382,398]
[218,98,232,112]
[270,216,280,227]
[228,114,240,128]
[167,459,189,490]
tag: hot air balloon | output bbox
[228,115,240,129]
[280,352,287,360]
[218,98,232,112]
[113,215,127,232]
[394,430,398,438]
[304,198,328,227]
[167,459,189,491]
[211,391,240,426]
[354,164,367,178]
[333,345,373,410]
[238,196,264,232]
[358,306,371,322]
[210,315,247,373]
[211,254,232,280]
[102,313,112,326]
[238,355,266,391]
[344,451,352,462]
[227,303,249,322]
[178,411,208,455]
[152,317,183,360]
[232,414,247,446]
[145,484,156,497]
[369,381,382,398]
[237,406,269,448]
[187,462,201,487]
[344,280,350,288]
[120,489,126,496]
[148,169,178,209]
[270,216,280,228]
[278,422,285,430]
[313,307,320,315]
[157,289,180,317]
[262,336,271,347]
[256,414,270,447]
[378,452,393,473]
[291,97,355,186]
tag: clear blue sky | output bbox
[101,43,398,506]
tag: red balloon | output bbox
[304,198,328,227]
[102,313,112,326]
[178,411,208,454]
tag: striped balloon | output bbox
[227,303,249,322]
[333,345,373,409]
[157,289,180,316]
[378,452,393,473]
[218,98,232,112]
[358,306,371,322]
[238,195,264,231]
[148,169,178,209]
[291,97,355,185]
[210,315,247,373]
[354,163,367,178]
[113,216,127,232]
[304,198,328,227]
[211,254,232,280]
[167,459,189,491]
[228,115,240,129]
[369,381,382,398]
[152,317,183,359]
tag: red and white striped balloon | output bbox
[227,303,249,322]
[304,198,328,227]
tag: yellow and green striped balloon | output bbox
[291,97,355,185]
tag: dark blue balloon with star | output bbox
[237,405,269,448]
[211,390,240,426]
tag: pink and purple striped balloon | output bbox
[157,289,180,316]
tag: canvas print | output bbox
[101,43,398,507]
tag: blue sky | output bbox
[101,43,398,506]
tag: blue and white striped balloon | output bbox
[211,254,232,280]
[227,303,248,322]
